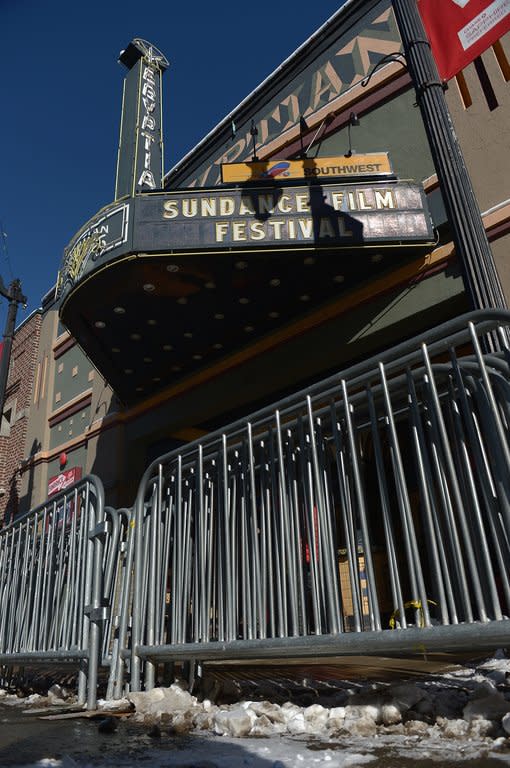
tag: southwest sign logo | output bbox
[221,154,393,184]
[260,161,291,179]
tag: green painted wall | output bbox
[53,344,94,407]
[318,89,436,187]
[49,406,91,450]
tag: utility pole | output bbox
[392,0,507,314]
[0,277,27,421]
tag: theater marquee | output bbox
[136,181,433,250]
[57,180,433,302]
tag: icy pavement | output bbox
[3,653,510,766]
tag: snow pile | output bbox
[116,652,510,751]
[0,684,74,710]
[4,653,510,766]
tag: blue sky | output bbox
[1,0,346,329]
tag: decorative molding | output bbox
[422,173,439,192]
[53,332,76,360]
[48,389,92,428]
[483,201,510,240]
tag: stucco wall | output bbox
[445,33,510,302]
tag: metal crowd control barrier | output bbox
[101,507,134,700]
[5,311,510,705]
[115,310,510,695]
[0,475,106,709]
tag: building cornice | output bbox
[48,389,93,428]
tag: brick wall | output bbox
[0,311,41,526]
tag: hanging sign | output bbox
[419,0,510,81]
[221,154,393,184]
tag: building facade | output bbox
[0,308,41,524]
[4,0,510,517]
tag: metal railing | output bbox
[0,475,106,709]
[4,311,510,705]
[101,506,134,700]
[112,310,510,694]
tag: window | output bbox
[0,399,16,437]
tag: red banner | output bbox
[418,0,510,81]
[47,466,82,496]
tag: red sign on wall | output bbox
[48,467,82,496]
[419,0,510,81]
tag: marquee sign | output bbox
[57,181,433,303]
[135,182,433,251]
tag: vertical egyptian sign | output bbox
[115,38,169,200]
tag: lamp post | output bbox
[0,277,27,421]
[392,0,507,314]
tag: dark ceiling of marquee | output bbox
[59,245,424,406]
